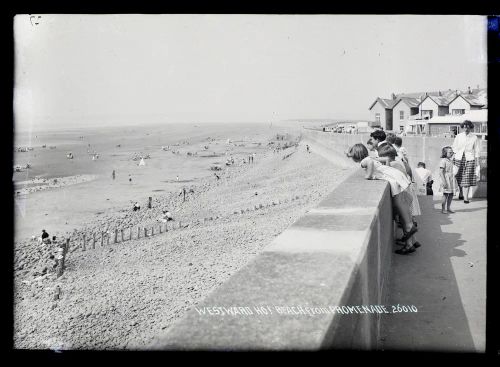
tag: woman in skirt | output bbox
[451,120,481,203]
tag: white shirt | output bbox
[452,132,480,161]
[415,167,432,184]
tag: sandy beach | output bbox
[13,122,354,349]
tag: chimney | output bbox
[468,86,472,94]
[391,93,396,100]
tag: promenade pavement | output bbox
[380,195,487,352]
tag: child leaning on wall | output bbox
[346,143,418,255]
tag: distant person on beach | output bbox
[160,210,173,222]
[306,144,310,153]
[176,175,179,181]
[133,202,140,211]
[112,170,116,180]
[415,162,433,196]
[214,173,220,180]
[451,120,480,204]
[252,153,256,162]
[439,146,456,214]
[347,143,417,255]
[40,229,51,244]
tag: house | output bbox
[368,97,399,130]
[447,92,486,116]
[370,87,487,135]
[391,97,420,133]
[418,94,453,120]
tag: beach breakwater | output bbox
[153,169,394,350]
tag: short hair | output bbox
[378,144,398,159]
[386,132,396,144]
[394,136,403,147]
[370,130,386,142]
[441,146,453,158]
[417,162,426,168]
[347,143,368,163]
[460,120,474,129]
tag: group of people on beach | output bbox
[346,120,481,255]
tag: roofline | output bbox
[392,98,420,110]
[447,93,485,107]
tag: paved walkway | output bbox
[380,195,487,352]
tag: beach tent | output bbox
[139,158,146,166]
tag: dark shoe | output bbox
[447,209,455,213]
[458,195,464,200]
[413,241,422,248]
[400,224,418,242]
[464,200,470,204]
[395,246,416,255]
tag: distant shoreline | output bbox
[14,121,278,134]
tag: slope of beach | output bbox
[13,123,355,350]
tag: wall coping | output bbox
[152,169,392,350]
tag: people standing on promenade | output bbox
[385,132,397,147]
[347,144,417,255]
[439,146,457,214]
[252,153,256,162]
[112,170,116,180]
[366,139,379,157]
[306,144,310,153]
[415,162,433,196]
[394,137,409,164]
[370,130,389,153]
[451,120,480,204]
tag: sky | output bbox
[13,14,487,130]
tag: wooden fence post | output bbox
[82,234,86,251]
[151,226,154,236]
[137,227,140,239]
[121,229,124,242]
[107,233,110,245]
[114,229,118,243]
[92,233,96,249]
[148,196,152,209]
[144,227,148,237]
[101,232,104,246]
[159,224,163,233]
[129,227,132,240]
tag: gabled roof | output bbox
[448,93,486,107]
[392,97,421,109]
[368,97,399,110]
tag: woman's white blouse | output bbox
[451,132,480,161]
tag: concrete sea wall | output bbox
[153,170,394,350]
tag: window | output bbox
[421,110,433,119]
[481,124,488,134]
[399,111,404,120]
[449,126,459,136]
[452,109,465,115]
[375,113,380,123]
[399,125,404,132]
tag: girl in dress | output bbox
[439,146,456,214]
[347,144,418,254]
